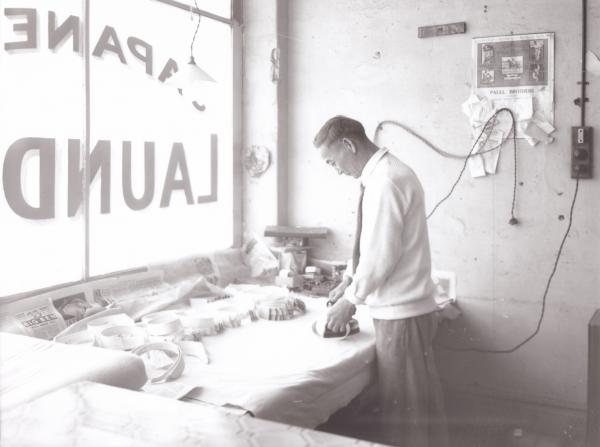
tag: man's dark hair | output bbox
[313,115,367,148]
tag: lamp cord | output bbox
[190,0,201,60]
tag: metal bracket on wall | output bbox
[574,80,589,107]
[271,48,280,83]
[574,97,589,106]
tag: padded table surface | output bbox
[1,381,389,447]
[166,296,377,428]
[0,332,147,412]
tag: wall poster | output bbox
[472,32,555,132]
[462,33,555,177]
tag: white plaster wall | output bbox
[242,0,281,237]
[287,0,600,409]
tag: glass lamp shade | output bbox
[166,56,216,88]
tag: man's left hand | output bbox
[326,298,356,333]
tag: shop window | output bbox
[0,0,237,296]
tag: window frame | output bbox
[1,0,242,301]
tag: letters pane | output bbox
[88,0,234,275]
[0,1,86,296]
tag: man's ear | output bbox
[341,138,356,154]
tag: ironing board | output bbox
[164,297,377,428]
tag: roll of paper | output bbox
[87,314,135,345]
[99,325,147,350]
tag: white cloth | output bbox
[343,148,437,320]
[0,332,148,412]
[177,299,377,428]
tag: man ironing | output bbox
[313,115,448,447]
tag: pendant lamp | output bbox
[166,0,216,89]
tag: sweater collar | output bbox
[360,147,389,186]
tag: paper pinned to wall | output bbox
[522,120,555,146]
[517,110,556,147]
[472,33,555,135]
[461,90,555,176]
[467,154,487,178]
[466,127,505,177]
[462,94,512,177]
[480,129,505,174]
[492,96,533,122]
[462,93,494,126]
[462,93,514,136]
[532,111,555,134]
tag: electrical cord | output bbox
[375,108,519,223]
[438,173,580,353]
[374,111,580,353]
[190,0,201,60]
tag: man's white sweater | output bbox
[342,148,437,320]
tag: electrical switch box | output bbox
[571,126,593,178]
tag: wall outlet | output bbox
[571,126,593,178]
[432,270,456,304]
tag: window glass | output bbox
[0,0,234,295]
[88,0,233,275]
[168,0,232,20]
[0,1,86,296]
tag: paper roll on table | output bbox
[98,325,147,351]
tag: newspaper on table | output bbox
[0,280,112,339]
[0,271,186,339]
[147,255,218,285]
[0,294,67,340]
[91,271,187,321]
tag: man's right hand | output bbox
[328,276,352,306]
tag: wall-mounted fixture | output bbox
[243,145,271,177]
[417,22,466,38]
[572,0,593,180]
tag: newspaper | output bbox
[0,271,187,340]
[0,280,112,339]
[91,272,164,306]
[0,295,67,339]
[91,271,185,321]
[0,245,276,340]
[148,255,218,285]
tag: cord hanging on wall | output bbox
[166,0,215,102]
[374,108,519,225]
